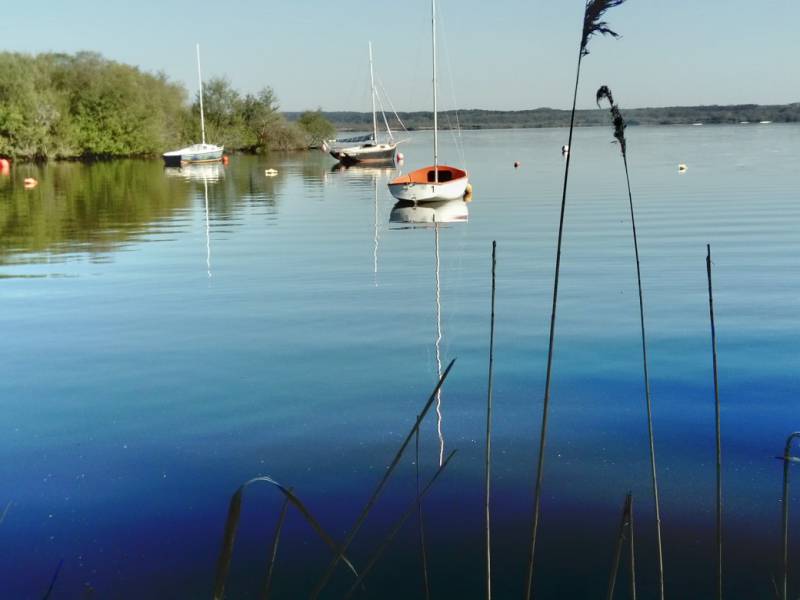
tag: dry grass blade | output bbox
[582,0,627,56]
[310,358,457,598]
[42,558,63,600]
[261,493,291,600]
[343,449,459,599]
[212,476,359,600]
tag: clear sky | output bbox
[1,0,797,112]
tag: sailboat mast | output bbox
[369,42,378,144]
[196,43,206,145]
[432,0,439,182]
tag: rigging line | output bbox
[376,78,409,134]
[436,2,467,168]
[374,90,395,142]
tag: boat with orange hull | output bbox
[388,0,468,202]
[388,165,468,202]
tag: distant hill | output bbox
[286,103,800,132]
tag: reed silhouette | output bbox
[597,83,664,600]
[525,2,627,598]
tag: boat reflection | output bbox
[163,162,225,183]
[164,163,221,278]
[389,197,469,226]
[390,198,469,465]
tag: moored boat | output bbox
[162,143,223,167]
[325,42,399,166]
[163,45,223,167]
[388,165,468,202]
[388,0,468,202]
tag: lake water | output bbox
[1,125,798,599]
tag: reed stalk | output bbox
[597,84,664,600]
[780,432,800,600]
[261,493,291,600]
[212,476,358,600]
[524,3,625,597]
[416,415,431,600]
[311,359,457,598]
[706,244,723,600]
[42,558,63,600]
[342,450,458,599]
[607,492,636,600]
[485,240,497,600]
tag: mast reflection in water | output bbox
[390,197,470,465]
[165,162,225,277]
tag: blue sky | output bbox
[1,0,797,112]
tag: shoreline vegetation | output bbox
[1,50,797,163]
[0,51,335,161]
[302,102,800,132]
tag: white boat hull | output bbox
[388,165,469,202]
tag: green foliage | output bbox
[194,79,303,152]
[296,109,335,147]
[0,52,312,160]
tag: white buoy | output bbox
[264,169,278,177]
[396,152,405,162]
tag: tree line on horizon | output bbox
[0,51,334,160]
[293,102,800,132]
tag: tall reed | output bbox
[706,244,723,600]
[607,492,636,600]
[780,432,800,600]
[342,449,458,599]
[311,359,457,598]
[416,415,431,600]
[596,84,664,600]
[525,2,626,597]
[485,241,497,600]
[261,493,291,600]
[42,558,63,600]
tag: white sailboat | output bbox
[163,44,224,166]
[388,0,469,202]
[324,42,398,165]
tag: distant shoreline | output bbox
[286,102,800,131]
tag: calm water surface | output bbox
[1,125,798,598]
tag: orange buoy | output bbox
[222,155,229,165]
[23,177,38,189]
[0,158,10,176]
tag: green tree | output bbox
[296,109,335,147]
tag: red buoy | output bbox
[222,155,229,165]
[0,158,10,176]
